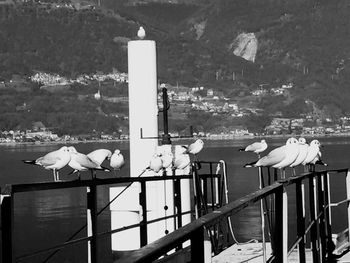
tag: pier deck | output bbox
[212,242,350,262]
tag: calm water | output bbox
[1,136,350,262]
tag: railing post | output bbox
[323,172,334,257]
[1,193,14,263]
[274,185,287,262]
[191,226,205,262]
[296,180,306,263]
[87,183,98,263]
[139,181,148,247]
[309,175,320,263]
[346,171,350,246]
[317,173,326,261]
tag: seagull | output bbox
[67,146,110,180]
[147,153,163,173]
[244,138,299,178]
[137,26,146,39]
[239,139,268,156]
[272,137,299,178]
[87,149,112,166]
[303,140,326,171]
[184,139,204,155]
[110,149,125,175]
[302,139,322,167]
[22,146,71,182]
[161,152,174,170]
[289,137,309,176]
[173,153,191,170]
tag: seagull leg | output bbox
[53,170,56,182]
[56,171,60,182]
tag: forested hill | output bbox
[2,0,350,135]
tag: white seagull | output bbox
[303,140,326,171]
[173,153,191,170]
[244,138,299,178]
[67,146,110,179]
[137,26,146,39]
[161,152,174,170]
[272,137,299,178]
[147,153,163,173]
[183,139,204,155]
[302,140,322,166]
[290,137,309,175]
[239,139,268,156]
[22,146,71,182]
[87,149,112,166]
[110,149,125,175]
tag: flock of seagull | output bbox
[241,137,327,178]
[22,137,325,182]
[22,139,205,182]
[22,147,125,181]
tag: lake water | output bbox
[1,136,350,262]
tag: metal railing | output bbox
[115,169,350,263]
[0,161,227,263]
[1,176,194,263]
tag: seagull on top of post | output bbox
[137,26,146,40]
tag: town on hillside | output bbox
[2,70,350,144]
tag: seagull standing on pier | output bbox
[110,149,125,175]
[239,139,268,156]
[67,146,110,180]
[87,149,112,166]
[22,146,71,182]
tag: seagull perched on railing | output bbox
[22,146,71,182]
[87,149,112,166]
[67,146,110,180]
[303,140,327,171]
[110,149,125,175]
[239,139,268,156]
[290,137,309,176]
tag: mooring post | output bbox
[1,191,14,263]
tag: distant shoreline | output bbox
[1,132,350,147]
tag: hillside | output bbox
[1,0,350,135]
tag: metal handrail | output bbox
[116,169,347,263]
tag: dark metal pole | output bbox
[161,87,171,145]
[1,194,14,263]
[296,181,306,263]
[139,181,148,247]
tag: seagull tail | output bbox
[22,160,36,165]
[244,160,257,168]
[238,148,245,152]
